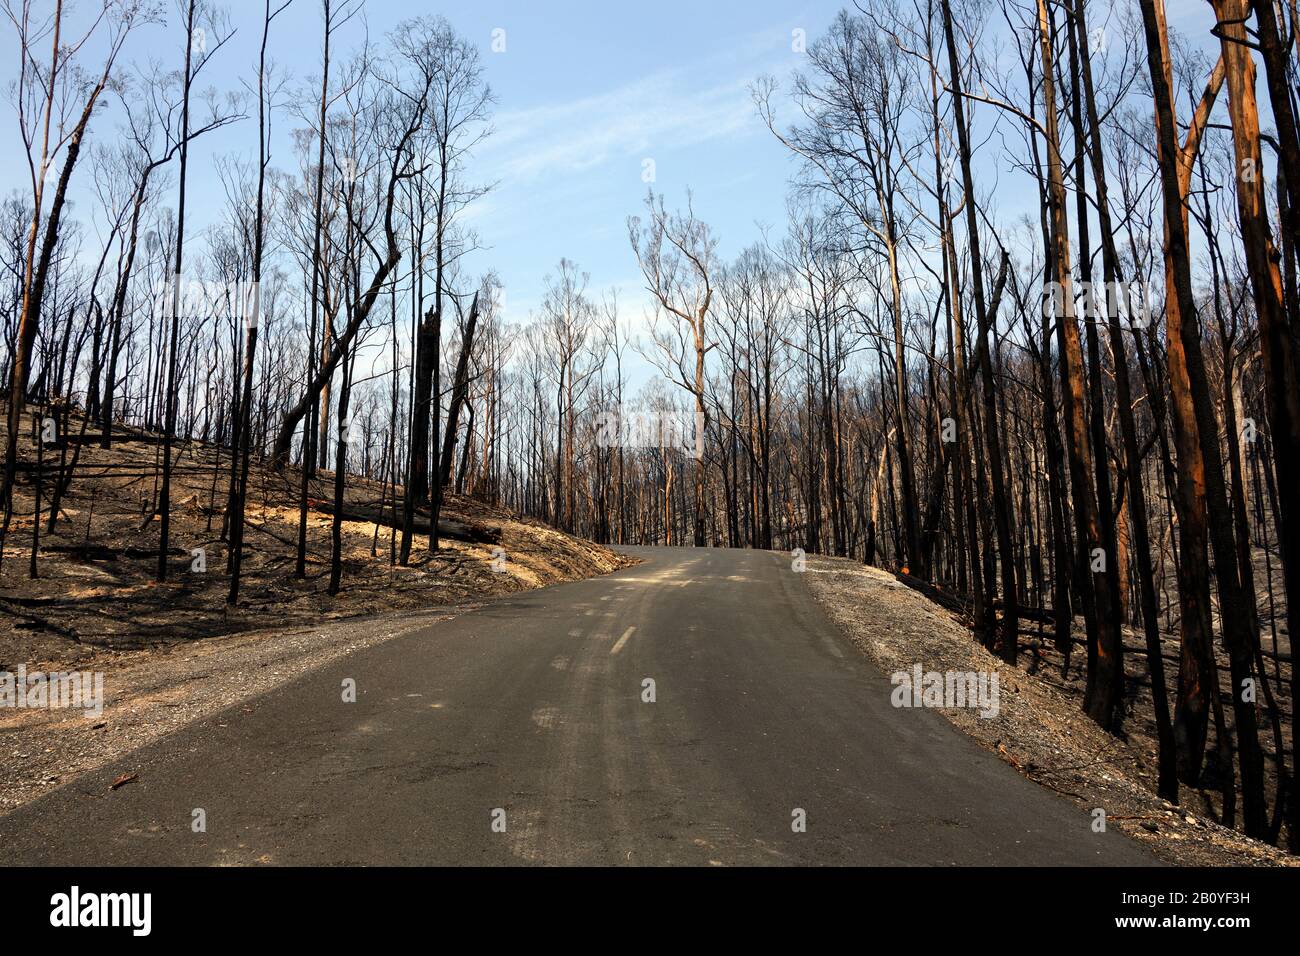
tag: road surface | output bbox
[0,547,1155,865]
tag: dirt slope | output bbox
[0,410,631,671]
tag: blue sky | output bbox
[441,0,834,323]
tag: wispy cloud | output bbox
[482,68,767,183]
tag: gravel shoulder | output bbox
[803,555,1295,867]
[0,609,456,812]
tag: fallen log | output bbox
[305,498,501,545]
[0,601,79,639]
[892,571,970,616]
[47,433,167,447]
[438,517,502,545]
[43,545,190,561]
[891,571,1057,624]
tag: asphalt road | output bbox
[0,547,1155,866]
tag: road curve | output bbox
[0,547,1155,866]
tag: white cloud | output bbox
[482,68,761,183]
